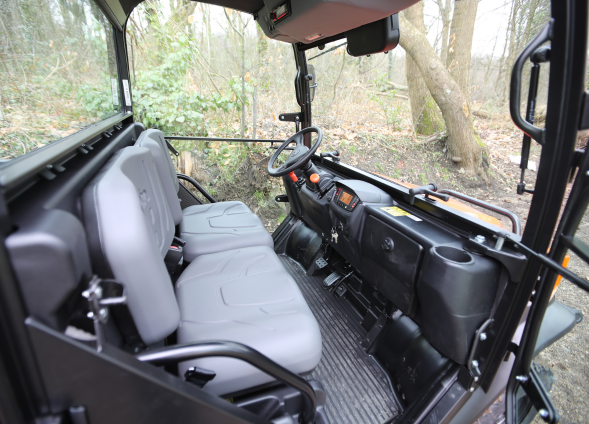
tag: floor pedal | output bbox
[323,271,342,288]
[315,257,328,270]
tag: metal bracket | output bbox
[466,319,494,387]
[464,237,528,282]
[360,314,387,351]
[82,275,127,352]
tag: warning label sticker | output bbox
[380,207,422,221]
[122,79,132,106]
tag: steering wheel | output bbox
[267,127,323,177]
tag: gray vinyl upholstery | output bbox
[175,246,322,395]
[84,146,322,395]
[134,129,273,262]
[135,129,183,225]
[180,202,274,262]
[82,147,180,345]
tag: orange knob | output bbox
[288,171,298,182]
[310,173,320,183]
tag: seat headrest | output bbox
[135,129,182,226]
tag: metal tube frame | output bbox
[438,189,522,235]
[136,341,318,424]
[177,174,217,203]
[164,136,295,150]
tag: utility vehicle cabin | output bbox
[1,0,588,423]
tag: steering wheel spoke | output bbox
[294,133,305,147]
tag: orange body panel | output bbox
[374,173,504,229]
[551,254,571,299]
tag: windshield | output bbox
[0,0,122,161]
[305,1,551,233]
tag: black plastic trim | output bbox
[0,113,132,191]
[296,34,346,52]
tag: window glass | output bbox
[127,1,298,231]
[0,0,121,160]
[307,2,551,235]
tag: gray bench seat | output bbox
[135,129,272,262]
[175,246,321,395]
[83,146,322,396]
[180,202,273,262]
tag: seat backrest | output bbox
[82,146,180,345]
[135,129,183,226]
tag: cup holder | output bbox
[434,246,472,263]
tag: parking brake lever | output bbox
[320,150,340,163]
[408,183,450,205]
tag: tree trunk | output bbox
[404,3,444,135]
[399,15,487,178]
[437,0,452,63]
[498,0,520,103]
[240,14,246,138]
[446,0,478,104]
[522,0,539,44]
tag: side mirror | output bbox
[306,64,317,102]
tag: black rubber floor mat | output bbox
[280,256,399,424]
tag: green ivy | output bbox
[131,36,245,137]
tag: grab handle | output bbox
[510,20,553,145]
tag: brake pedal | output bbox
[315,257,328,270]
[323,271,342,288]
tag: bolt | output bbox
[495,236,505,251]
[539,409,549,418]
[472,360,479,367]
[475,235,486,244]
[474,376,479,382]
[480,333,487,341]
[99,308,108,320]
[515,375,529,383]
[586,170,589,176]
[469,387,475,392]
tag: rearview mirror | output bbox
[346,13,400,57]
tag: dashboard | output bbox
[286,168,504,365]
[333,187,359,211]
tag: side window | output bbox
[126,1,298,231]
[0,0,121,161]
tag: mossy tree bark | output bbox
[399,15,487,178]
[446,0,478,104]
[404,2,445,136]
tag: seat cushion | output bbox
[175,246,322,396]
[180,201,274,262]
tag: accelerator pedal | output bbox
[323,271,342,288]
